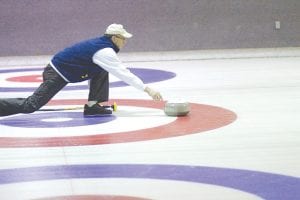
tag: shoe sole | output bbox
[84,113,112,117]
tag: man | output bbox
[0,23,162,117]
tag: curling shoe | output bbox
[83,104,112,117]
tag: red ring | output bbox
[0,99,237,148]
[6,75,42,82]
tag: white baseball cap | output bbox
[105,23,133,38]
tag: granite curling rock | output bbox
[164,100,190,116]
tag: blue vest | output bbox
[51,36,119,83]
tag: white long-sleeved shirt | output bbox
[93,48,146,91]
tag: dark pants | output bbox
[88,69,109,103]
[0,65,109,116]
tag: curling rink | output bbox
[0,48,300,199]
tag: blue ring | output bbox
[0,112,116,128]
[0,164,299,199]
[0,67,176,92]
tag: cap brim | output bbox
[123,32,133,38]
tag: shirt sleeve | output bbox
[92,48,146,91]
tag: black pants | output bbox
[0,65,109,116]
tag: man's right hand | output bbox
[144,86,163,101]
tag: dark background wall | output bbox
[1,0,299,56]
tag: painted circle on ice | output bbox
[0,99,237,148]
[0,112,116,128]
[35,195,148,200]
[6,74,42,82]
[0,67,176,92]
[0,164,299,200]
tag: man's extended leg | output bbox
[0,65,67,116]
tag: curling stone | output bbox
[164,101,190,116]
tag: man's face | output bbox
[112,35,127,49]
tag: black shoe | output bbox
[83,104,112,117]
